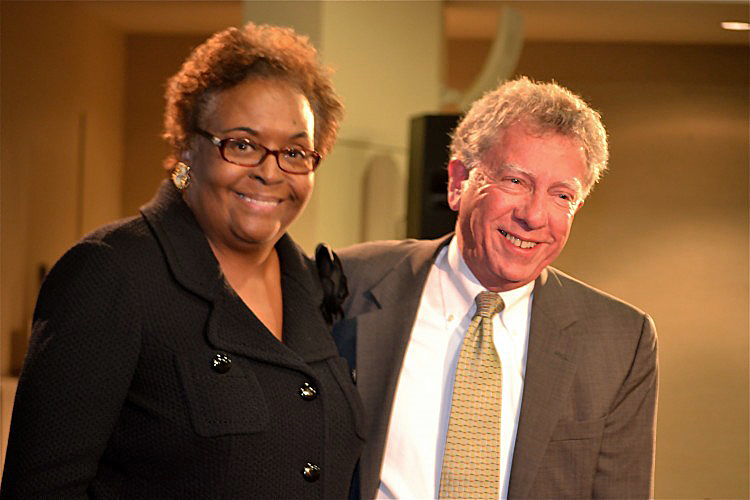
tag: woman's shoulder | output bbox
[45,215,161,290]
[33,216,159,321]
[81,214,155,252]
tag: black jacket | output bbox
[2,180,365,499]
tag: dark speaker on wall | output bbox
[407,114,462,239]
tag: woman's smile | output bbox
[234,190,283,209]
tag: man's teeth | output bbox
[237,193,279,206]
[500,229,536,249]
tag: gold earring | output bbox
[172,162,191,190]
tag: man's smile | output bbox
[499,229,537,249]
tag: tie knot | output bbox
[475,291,504,318]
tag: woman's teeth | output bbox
[500,229,537,249]
[237,193,279,207]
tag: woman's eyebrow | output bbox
[222,126,259,136]
[222,126,310,141]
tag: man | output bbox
[334,77,658,499]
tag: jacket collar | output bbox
[366,234,453,310]
[140,180,222,301]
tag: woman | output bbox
[1,23,363,498]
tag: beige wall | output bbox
[450,39,750,498]
[1,0,125,469]
[298,1,443,251]
[122,34,211,217]
[1,1,125,377]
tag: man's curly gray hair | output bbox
[449,76,608,196]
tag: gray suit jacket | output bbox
[335,235,657,499]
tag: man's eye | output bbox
[555,193,579,209]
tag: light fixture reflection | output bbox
[721,21,750,31]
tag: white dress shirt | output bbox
[376,237,534,499]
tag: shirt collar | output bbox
[445,236,534,329]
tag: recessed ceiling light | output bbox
[721,21,750,31]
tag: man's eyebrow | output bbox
[498,164,584,192]
[498,164,533,179]
[556,179,584,192]
[552,175,585,193]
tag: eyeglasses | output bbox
[196,128,321,174]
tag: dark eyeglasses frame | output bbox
[196,128,321,174]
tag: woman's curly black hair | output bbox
[162,22,343,169]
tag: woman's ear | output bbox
[447,159,469,212]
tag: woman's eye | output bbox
[283,148,307,159]
[228,139,256,153]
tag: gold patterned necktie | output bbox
[439,291,505,499]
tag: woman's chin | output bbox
[230,222,286,248]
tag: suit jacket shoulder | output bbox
[339,239,438,288]
[536,266,657,370]
[544,266,648,315]
[539,266,653,338]
[338,236,451,312]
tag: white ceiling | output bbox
[83,0,749,45]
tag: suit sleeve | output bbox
[592,314,658,498]
[1,241,142,498]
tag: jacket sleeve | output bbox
[592,314,658,498]
[1,241,142,498]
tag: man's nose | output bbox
[514,192,547,230]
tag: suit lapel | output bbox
[354,236,450,499]
[507,268,583,498]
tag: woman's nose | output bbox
[251,151,284,183]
